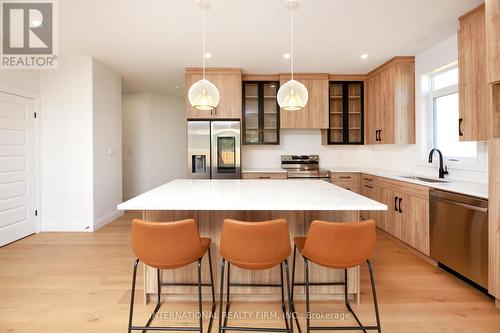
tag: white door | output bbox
[0,91,36,247]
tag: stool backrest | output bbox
[302,220,376,269]
[131,219,204,269]
[220,219,291,270]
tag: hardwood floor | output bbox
[0,211,499,332]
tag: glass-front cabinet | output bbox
[242,81,280,145]
[327,81,364,144]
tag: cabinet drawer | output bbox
[241,172,287,180]
[330,172,360,182]
[331,180,360,193]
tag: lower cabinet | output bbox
[241,172,287,179]
[360,173,430,256]
[360,175,384,229]
[330,172,360,193]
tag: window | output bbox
[430,64,477,159]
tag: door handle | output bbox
[375,130,379,142]
[458,118,464,136]
[364,184,373,189]
[394,196,399,211]
[398,197,403,213]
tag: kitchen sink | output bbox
[400,176,450,183]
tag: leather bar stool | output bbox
[291,220,381,333]
[128,219,216,333]
[219,218,294,333]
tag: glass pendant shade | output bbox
[188,79,220,111]
[277,79,308,111]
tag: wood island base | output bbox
[141,210,361,304]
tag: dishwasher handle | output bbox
[434,197,488,213]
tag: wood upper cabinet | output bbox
[365,57,415,145]
[458,5,493,141]
[486,0,500,84]
[279,73,329,129]
[185,68,242,119]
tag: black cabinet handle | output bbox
[375,130,380,141]
[258,176,271,179]
[364,177,373,182]
[394,196,399,211]
[364,184,374,189]
[378,129,382,142]
[459,118,464,136]
[398,198,403,213]
[339,176,351,179]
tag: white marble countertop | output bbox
[118,179,388,211]
[241,168,287,173]
[327,167,488,199]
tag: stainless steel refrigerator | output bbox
[187,120,241,179]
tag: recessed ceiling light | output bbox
[361,54,369,60]
[283,53,291,59]
[204,52,212,59]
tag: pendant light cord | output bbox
[202,3,206,80]
[290,4,294,81]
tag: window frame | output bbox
[422,62,487,172]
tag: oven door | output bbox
[211,121,241,179]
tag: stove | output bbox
[281,155,330,179]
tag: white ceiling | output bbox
[59,0,483,97]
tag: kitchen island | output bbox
[118,179,387,303]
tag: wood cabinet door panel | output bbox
[486,0,500,84]
[365,75,379,144]
[280,74,328,129]
[378,67,395,144]
[401,194,430,255]
[213,72,242,119]
[459,5,491,141]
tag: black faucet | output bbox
[428,148,449,179]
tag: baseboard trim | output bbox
[42,224,92,232]
[93,210,123,231]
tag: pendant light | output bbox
[188,0,220,111]
[277,0,308,111]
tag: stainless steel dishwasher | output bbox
[430,189,488,289]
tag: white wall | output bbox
[243,34,488,184]
[92,59,123,229]
[40,57,94,231]
[242,130,375,169]
[0,70,40,96]
[122,93,186,200]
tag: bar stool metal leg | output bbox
[367,260,381,333]
[218,259,226,333]
[304,258,310,333]
[280,263,290,331]
[128,259,140,333]
[284,259,294,333]
[290,246,301,333]
[128,248,216,332]
[218,259,293,333]
[297,256,381,332]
